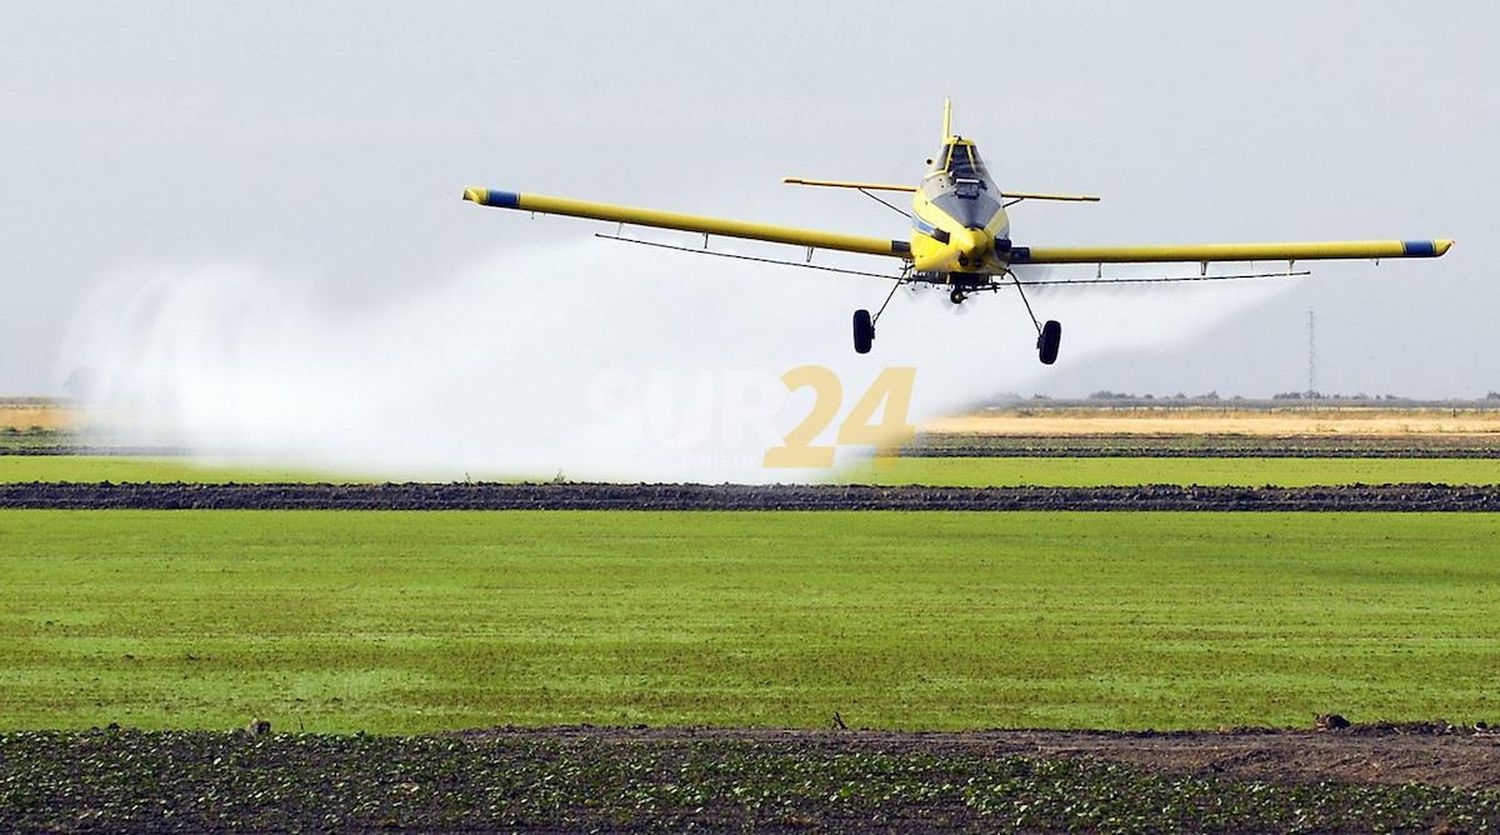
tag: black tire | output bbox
[853,309,874,354]
[1037,319,1062,365]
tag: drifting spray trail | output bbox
[58,238,1285,483]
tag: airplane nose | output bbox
[953,227,985,255]
[953,227,989,268]
[913,227,992,273]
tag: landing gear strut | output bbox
[850,272,1065,365]
[852,275,907,354]
[1006,269,1063,365]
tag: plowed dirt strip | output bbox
[2,482,1500,510]
[459,724,1500,790]
[3,726,1498,833]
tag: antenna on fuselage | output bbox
[942,97,954,142]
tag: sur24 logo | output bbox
[764,366,916,468]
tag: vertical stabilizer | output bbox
[942,98,954,141]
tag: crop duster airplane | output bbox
[463,101,1452,364]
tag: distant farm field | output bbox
[841,456,1500,487]
[924,407,1500,437]
[3,510,1498,733]
[0,404,72,432]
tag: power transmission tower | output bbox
[1306,309,1317,398]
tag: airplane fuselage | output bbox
[909,138,1011,280]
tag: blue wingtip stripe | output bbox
[1403,240,1437,257]
[482,190,521,209]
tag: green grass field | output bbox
[2,510,1498,733]
[2,454,1498,486]
[0,456,359,484]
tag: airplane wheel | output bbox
[949,288,966,305]
[1037,320,1062,365]
[853,309,874,354]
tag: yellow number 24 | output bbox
[762,366,917,468]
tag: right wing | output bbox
[462,188,912,260]
[1012,239,1454,265]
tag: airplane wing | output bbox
[1011,239,1453,265]
[462,188,912,260]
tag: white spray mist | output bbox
[57,238,1285,482]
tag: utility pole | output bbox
[1306,309,1316,398]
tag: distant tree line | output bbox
[993,392,1500,405]
[1080,391,1454,402]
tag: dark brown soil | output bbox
[477,723,1500,790]
[3,481,1499,510]
[5,724,1499,833]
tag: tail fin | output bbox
[942,98,954,142]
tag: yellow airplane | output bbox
[463,100,1452,364]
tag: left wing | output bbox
[1012,239,1454,265]
[462,188,911,260]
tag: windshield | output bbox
[944,143,984,178]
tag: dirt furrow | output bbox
[3,482,1500,510]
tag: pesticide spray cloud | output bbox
[59,238,1285,482]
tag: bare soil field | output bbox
[468,723,1500,790]
[923,407,1500,438]
[3,724,1498,833]
[0,404,73,432]
[3,481,1499,510]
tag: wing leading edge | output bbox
[1012,239,1454,265]
[462,188,911,259]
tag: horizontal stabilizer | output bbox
[1001,191,1100,203]
[782,177,916,193]
[783,178,1098,203]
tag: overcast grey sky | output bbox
[3,0,1495,397]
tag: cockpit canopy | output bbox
[936,141,987,179]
